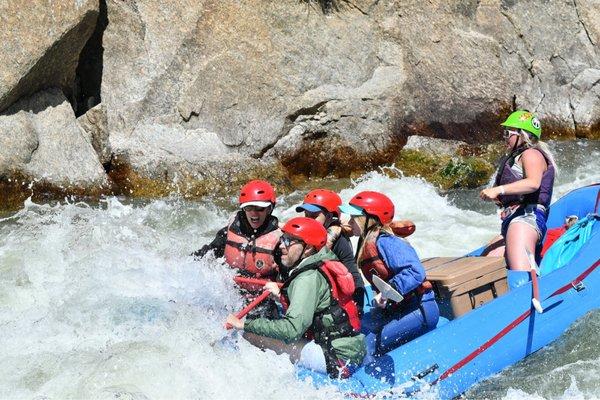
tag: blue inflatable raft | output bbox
[297,184,600,399]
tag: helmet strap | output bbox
[323,212,334,228]
[509,133,528,159]
[289,243,307,271]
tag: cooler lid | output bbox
[423,256,507,290]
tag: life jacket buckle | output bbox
[239,242,251,252]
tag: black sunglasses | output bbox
[280,234,301,248]
[304,210,322,218]
[243,205,268,212]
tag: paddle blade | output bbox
[372,275,404,303]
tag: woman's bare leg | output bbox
[505,222,539,270]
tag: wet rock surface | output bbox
[393,136,499,190]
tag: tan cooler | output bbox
[422,257,508,319]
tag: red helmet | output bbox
[238,180,276,208]
[298,189,342,215]
[282,217,327,250]
[349,191,395,225]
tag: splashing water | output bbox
[0,141,598,399]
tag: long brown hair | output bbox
[355,217,395,264]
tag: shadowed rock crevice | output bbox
[75,0,108,117]
[0,9,98,114]
[302,0,337,14]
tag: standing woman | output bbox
[339,191,439,363]
[480,110,557,287]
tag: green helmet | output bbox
[500,110,541,139]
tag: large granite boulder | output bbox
[570,68,600,138]
[0,89,108,187]
[100,0,599,182]
[0,0,98,112]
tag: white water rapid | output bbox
[1,141,599,400]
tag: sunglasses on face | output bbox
[503,129,520,139]
[280,234,302,249]
[243,205,268,212]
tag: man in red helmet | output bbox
[296,189,365,312]
[193,180,282,282]
[226,217,366,379]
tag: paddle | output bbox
[225,290,271,329]
[233,276,272,290]
[525,248,544,313]
[224,279,284,329]
[372,275,404,303]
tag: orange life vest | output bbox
[223,224,281,278]
[358,230,432,298]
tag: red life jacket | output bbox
[281,259,361,336]
[318,260,361,332]
[358,231,432,299]
[223,223,281,279]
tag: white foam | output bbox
[338,170,499,257]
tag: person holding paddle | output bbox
[339,191,439,364]
[226,217,365,379]
[295,189,366,312]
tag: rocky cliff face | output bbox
[1,0,599,207]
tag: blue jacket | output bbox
[376,232,427,296]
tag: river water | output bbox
[1,141,598,400]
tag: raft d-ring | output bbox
[411,364,439,381]
[571,281,585,292]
